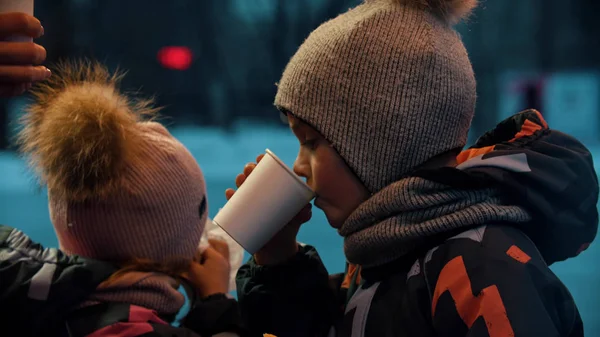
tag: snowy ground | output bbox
[1,122,599,335]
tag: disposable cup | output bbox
[213,149,315,254]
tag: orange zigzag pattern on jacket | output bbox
[432,256,514,337]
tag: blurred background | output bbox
[1,0,599,335]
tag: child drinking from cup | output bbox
[13,61,245,336]
[228,0,598,336]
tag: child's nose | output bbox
[293,160,308,178]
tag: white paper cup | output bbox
[213,149,315,254]
[0,0,35,42]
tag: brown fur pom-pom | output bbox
[17,60,160,201]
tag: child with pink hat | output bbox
[12,61,246,336]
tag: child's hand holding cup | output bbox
[220,149,315,265]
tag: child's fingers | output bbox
[183,261,205,283]
[243,163,256,177]
[256,154,265,163]
[291,203,312,228]
[235,173,246,188]
[225,188,235,200]
[201,246,226,264]
[192,247,203,262]
[208,239,230,260]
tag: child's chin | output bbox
[324,211,343,229]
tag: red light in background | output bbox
[157,46,193,71]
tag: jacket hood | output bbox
[420,109,598,265]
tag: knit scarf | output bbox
[85,271,186,316]
[340,176,532,268]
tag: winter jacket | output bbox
[0,225,247,337]
[236,110,598,337]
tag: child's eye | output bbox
[301,139,318,149]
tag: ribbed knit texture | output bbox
[340,176,532,267]
[49,121,208,264]
[87,272,186,315]
[275,0,477,193]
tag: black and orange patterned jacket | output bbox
[236,110,598,337]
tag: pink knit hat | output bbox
[18,61,207,264]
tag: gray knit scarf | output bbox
[340,176,532,268]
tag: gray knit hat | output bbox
[275,0,478,193]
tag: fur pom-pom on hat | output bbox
[17,60,208,266]
[18,61,160,202]
[366,0,478,24]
